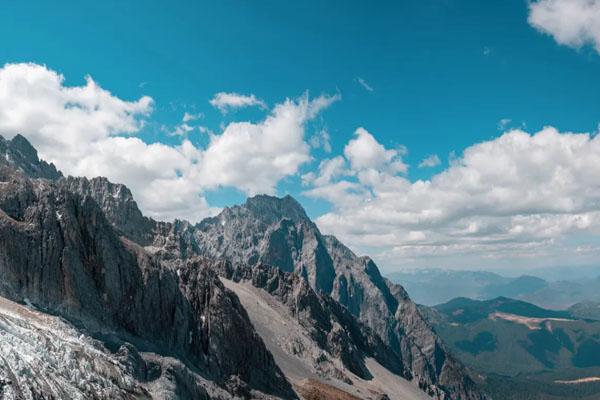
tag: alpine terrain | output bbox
[421,297,600,399]
[0,134,485,400]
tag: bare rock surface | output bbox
[221,272,433,400]
[0,134,61,180]
[0,147,296,399]
[0,134,485,400]
[186,196,483,400]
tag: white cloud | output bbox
[344,127,407,173]
[169,123,194,137]
[302,156,347,188]
[200,93,339,195]
[209,92,267,113]
[418,154,441,168]
[304,128,407,209]
[0,63,337,222]
[305,126,600,269]
[356,77,374,92]
[529,0,600,53]
[0,63,153,164]
[168,112,205,136]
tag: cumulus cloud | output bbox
[344,128,407,173]
[418,154,441,168]
[200,93,339,194]
[304,128,407,209]
[0,63,153,166]
[0,63,337,222]
[529,0,600,53]
[0,63,215,221]
[305,126,600,268]
[209,92,267,113]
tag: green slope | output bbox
[421,297,600,399]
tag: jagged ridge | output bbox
[0,134,485,400]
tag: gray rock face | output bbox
[0,134,485,400]
[218,262,407,382]
[195,195,336,294]
[187,196,483,399]
[0,134,61,180]
[61,176,156,245]
[66,184,483,399]
[0,165,295,399]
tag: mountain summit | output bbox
[0,134,61,180]
[0,134,485,399]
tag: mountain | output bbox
[130,197,483,399]
[190,195,482,398]
[0,134,62,179]
[0,134,486,399]
[522,278,600,310]
[420,297,600,400]
[483,275,548,299]
[387,270,514,306]
[568,301,600,321]
[0,163,294,399]
[387,269,600,310]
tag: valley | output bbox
[419,296,600,399]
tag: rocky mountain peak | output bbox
[61,175,155,245]
[0,133,486,400]
[0,134,62,180]
[236,194,311,225]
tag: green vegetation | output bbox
[422,296,600,399]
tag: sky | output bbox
[0,0,600,272]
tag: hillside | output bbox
[420,297,600,399]
[0,133,485,399]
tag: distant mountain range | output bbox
[387,269,600,309]
[420,297,600,400]
[0,134,484,400]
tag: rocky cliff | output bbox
[0,133,485,400]
[0,162,295,399]
[189,196,483,400]
[0,134,61,180]
[78,188,483,398]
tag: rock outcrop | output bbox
[0,134,61,180]
[0,134,485,400]
[188,196,483,399]
[218,262,407,382]
[0,164,295,399]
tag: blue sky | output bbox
[1,0,600,271]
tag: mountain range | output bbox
[388,269,600,310]
[0,134,485,400]
[420,297,600,400]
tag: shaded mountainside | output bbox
[0,164,294,399]
[568,301,600,321]
[105,193,483,399]
[0,134,61,180]
[0,133,485,399]
[136,195,481,399]
[420,297,600,400]
[218,263,433,400]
